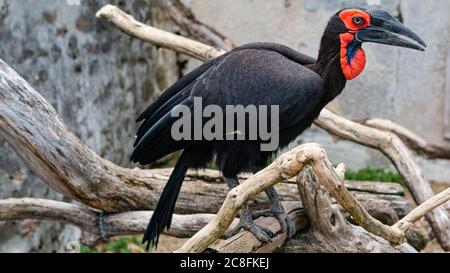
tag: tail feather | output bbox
[143,151,189,250]
[135,91,189,145]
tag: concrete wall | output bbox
[0,0,177,252]
[185,0,450,183]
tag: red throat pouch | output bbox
[340,33,366,80]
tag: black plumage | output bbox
[132,21,347,251]
[131,8,426,250]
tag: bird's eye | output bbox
[353,16,364,25]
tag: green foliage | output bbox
[345,167,403,185]
[80,236,144,253]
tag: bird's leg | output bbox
[253,187,296,238]
[223,177,273,242]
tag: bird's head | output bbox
[321,8,426,80]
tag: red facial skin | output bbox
[338,9,371,80]
[339,33,366,80]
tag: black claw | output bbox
[246,222,273,243]
[224,218,274,242]
[253,209,296,239]
[276,213,296,239]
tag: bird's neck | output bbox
[308,38,348,102]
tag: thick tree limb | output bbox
[95,4,225,61]
[0,59,418,247]
[178,147,444,253]
[2,183,419,250]
[0,198,227,247]
[361,118,450,160]
[0,55,420,249]
[0,57,239,213]
[284,168,416,253]
[394,187,450,233]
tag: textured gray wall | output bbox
[0,0,177,252]
[186,0,450,182]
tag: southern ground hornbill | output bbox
[131,8,426,250]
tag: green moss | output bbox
[80,236,143,253]
[345,167,404,186]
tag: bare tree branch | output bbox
[394,187,450,233]
[361,118,450,160]
[316,109,450,250]
[0,198,226,246]
[96,4,225,61]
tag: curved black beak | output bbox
[356,9,427,51]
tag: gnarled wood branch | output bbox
[284,168,416,253]
[360,118,450,160]
[96,4,450,251]
[95,4,225,61]
[3,181,421,251]
[175,144,412,253]
[316,109,450,250]
[0,198,228,247]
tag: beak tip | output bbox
[419,40,427,48]
[419,42,427,51]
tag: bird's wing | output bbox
[135,42,316,128]
[194,48,323,131]
[131,43,323,164]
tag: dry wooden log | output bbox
[282,168,416,253]
[0,58,162,212]
[205,188,430,253]
[0,198,228,247]
[96,4,450,250]
[0,195,431,251]
[0,179,428,249]
[175,144,421,253]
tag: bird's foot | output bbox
[252,209,296,239]
[222,178,273,242]
[224,218,273,243]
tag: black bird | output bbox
[131,8,426,250]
